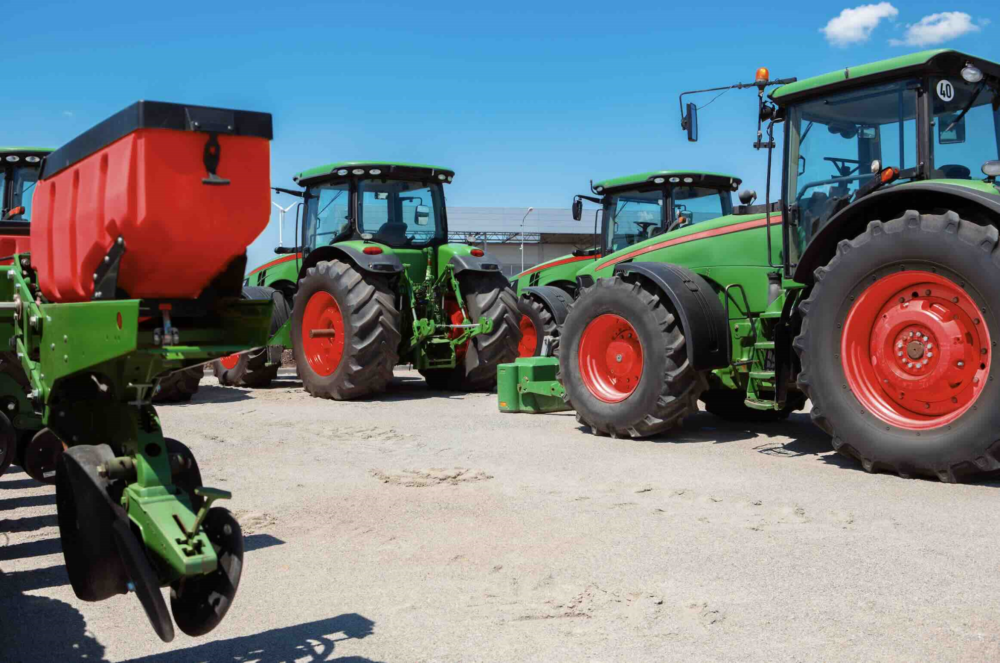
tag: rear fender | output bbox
[613,262,730,370]
[298,245,403,280]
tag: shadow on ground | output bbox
[125,613,380,663]
[162,385,253,405]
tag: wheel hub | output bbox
[300,291,345,377]
[841,270,990,429]
[578,313,643,403]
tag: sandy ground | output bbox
[3,368,1000,662]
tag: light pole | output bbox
[520,207,534,272]
[272,200,296,248]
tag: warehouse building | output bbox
[447,206,599,277]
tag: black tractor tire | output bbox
[292,260,401,400]
[701,389,807,422]
[420,272,520,391]
[153,367,203,403]
[794,211,1000,482]
[213,286,291,388]
[558,276,707,438]
[516,294,559,357]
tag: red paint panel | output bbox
[248,253,301,276]
[31,129,271,302]
[0,235,31,264]
[595,217,782,271]
[518,254,599,278]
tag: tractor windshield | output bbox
[303,182,351,250]
[604,189,664,254]
[358,179,445,247]
[785,80,920,263]
[1,164,41,222]
[602,185,731,254]
[929,76,1000,181]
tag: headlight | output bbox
[962,64,984,83]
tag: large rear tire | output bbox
[794,211,1000,482]
[153,367,203,403]
[516,295,559,357]
[559,276,707,438]
[292,260,401,400]
[420,272,520,391]
[213,286,291,388]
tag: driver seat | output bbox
[374,221,409,246]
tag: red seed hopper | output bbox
[31,101,273,302]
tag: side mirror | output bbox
[683,102,699,142]
[414,205,430,226]
[572,199,583,221]
[738,190,757,205]
[3,205,25,220]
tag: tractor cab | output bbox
[0,148,51,258]
[771,50,1000,276]
[576,171,740,255]
[295,161,454,283]
[296,162,451,250]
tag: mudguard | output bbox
[304,245,403,276]
[519,285,573,326]
[614,262,730,370]
[449,252,503,275]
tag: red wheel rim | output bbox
[518,315,538,357]
[445,298,469,361]
[578,313,643,403]
[219,353,241,370]
[301,291,345,376]
[841,270,991,430]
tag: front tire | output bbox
[292,260,401,400]
[794,211,1000,482]
[559,276,706,438]
[517,295,559,357]
[213,286,291,388]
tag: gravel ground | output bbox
[2,368,1000,662]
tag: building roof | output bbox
[294,161,455,184]
[593,170,740,192]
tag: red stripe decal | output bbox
[518,254,600,278]
[595,217,782,271]
[248,253,302,276]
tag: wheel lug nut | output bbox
[927,352,933,358]
[922,335,928,341]
[897,351,903,357]
[957,361,965,367]
[927,343,933,349]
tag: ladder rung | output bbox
[749,371,775,379]
[759,311,782,319]
[754,341,775,349]
[745,398,780,411]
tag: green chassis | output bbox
[2,253,271,581]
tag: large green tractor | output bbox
[558,50,1000,482]
[0,101,275,639]
[510,170,741,357]
[216,162,521,398]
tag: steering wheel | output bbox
[937,164,972,179]
[633,221,659,237]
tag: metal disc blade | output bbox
[111,517,175,643]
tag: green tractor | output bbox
[511,170,742,357]
[215,162,521,398]
[0,101,275,639]
[556,50,1000,482]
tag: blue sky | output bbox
[3,1,995,268]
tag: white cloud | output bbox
[889,12,981,47]
[62,111,74,118]
[821,3,899,47]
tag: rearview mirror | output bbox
[414,205,430,226]
[3,206,25,220]
[683,102,699,142]
[572,199,583,221]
